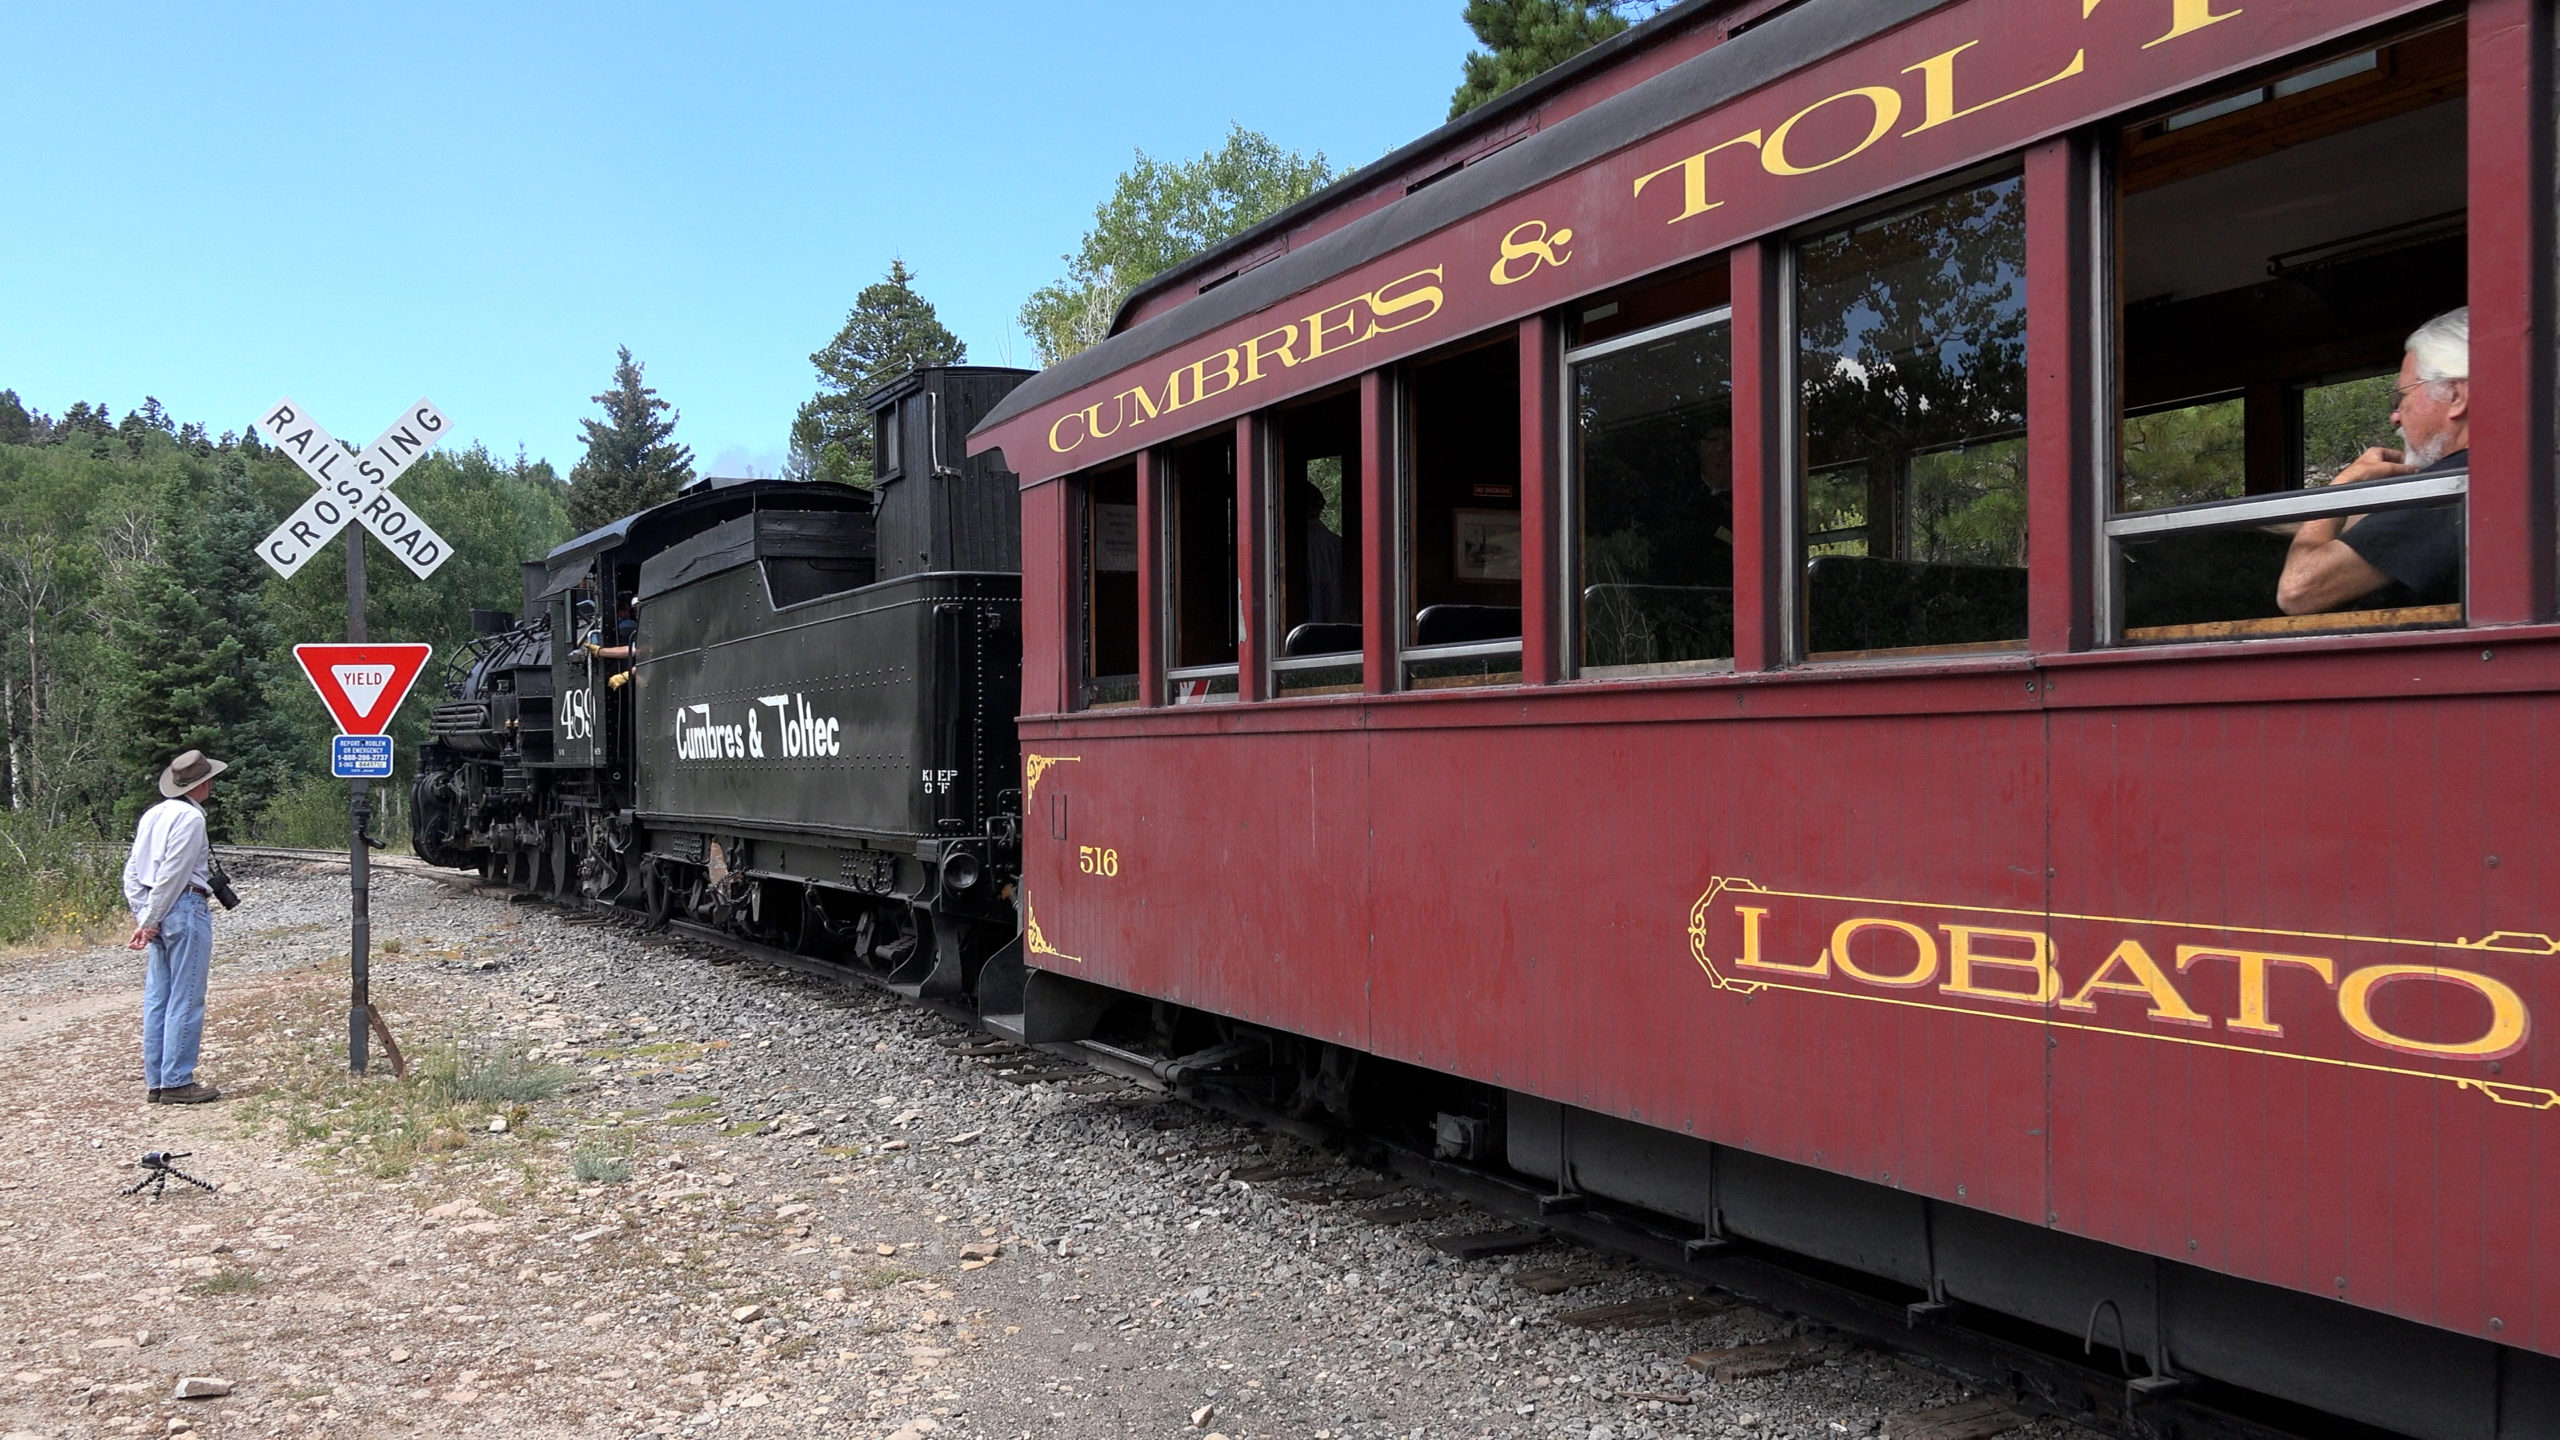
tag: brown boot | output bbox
[157,1082,221,1105]
[145,1088,162,1105]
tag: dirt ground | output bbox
[0,861,2078,1440]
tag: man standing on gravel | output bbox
[123,749,227,1105]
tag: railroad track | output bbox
[221,849,2344,1440]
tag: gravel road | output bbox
[0,860,2093,1440]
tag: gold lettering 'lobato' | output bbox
[2176,946,2336,1039]
[1939,924,2059,1005]
[2337,965,2531,1061]
[1831,916,1939,988]
[2058,939,2211,1025]
[1730,905,1831,975]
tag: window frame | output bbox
[1396,334,1526,687]
[1158,426,1243,704]
[2092,22,2479,645]
[1261,384,1367,699]
[1782,159,2033,665]
[1559,302,1738,680]
[1071,462,1142,712]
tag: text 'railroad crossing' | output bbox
[253,398,454,579]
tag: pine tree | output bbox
[566,347,695,531]
[0,391,31,446]
[105,464,296,833]
[1448,0,1646,117]
[788,260,965,488]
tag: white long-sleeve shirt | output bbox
[123,797,210,931]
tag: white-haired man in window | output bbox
[2276,307,2469,615]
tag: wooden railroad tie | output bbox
[1684,1334,1832,1382]
[1556,1294,1726,1330]
[1229,1163,1318,1184]
[1882,1398,2031,1440]
[993,1067,1084,1085]
[1428,1226,1546,1260]
[1355,1203,1432,1226]
[1513,1264,1608,1296]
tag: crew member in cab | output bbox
[2276,309,2469,616]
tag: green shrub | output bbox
[418,1039,567,1107]
[571,1147,632,1185]
[0,813,123,945]
[246,773,410,852]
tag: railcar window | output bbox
[1166,432,1240,703]
[2108,25,2467,643]
[1568,301,1735,676]
[1272,391,1363,697]
[1795,174,2029,660]
[1078,463,1139,710]
[1403,338,1522,689]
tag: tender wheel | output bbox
[645,859,676,927]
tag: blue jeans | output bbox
[141,892,213,1090]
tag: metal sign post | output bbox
[289,639,435,1076]
[257,397,453,1076]
[347,540,371,1075]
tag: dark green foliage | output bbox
[105,462,297,832]
[0,391,32,446]
[789,260,965,488]
[2302,372,2402,479]
[1020,126,1333,365]
[566,347,694,532]
[0,391,570,859]
[1449,0,1642,118]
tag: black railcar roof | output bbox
[542,479,871,593]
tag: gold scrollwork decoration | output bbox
[1024,753,1080,801]
[1025,900,1082,966]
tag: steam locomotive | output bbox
[410,366,1035,1003]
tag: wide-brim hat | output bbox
[158,749,229,798]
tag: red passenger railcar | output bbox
[971,1,2559,1434]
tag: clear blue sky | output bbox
[0,3,1476,477]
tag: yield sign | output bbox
[293,643,433,737]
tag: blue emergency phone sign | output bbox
[331,734,394,780]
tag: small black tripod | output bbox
[122,1151,217,1202]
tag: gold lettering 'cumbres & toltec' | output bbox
[1685,878,2559,1108]
[1631,0,2240,226]
[1047,266,1446,454]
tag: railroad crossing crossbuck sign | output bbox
[252,398,454,579]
